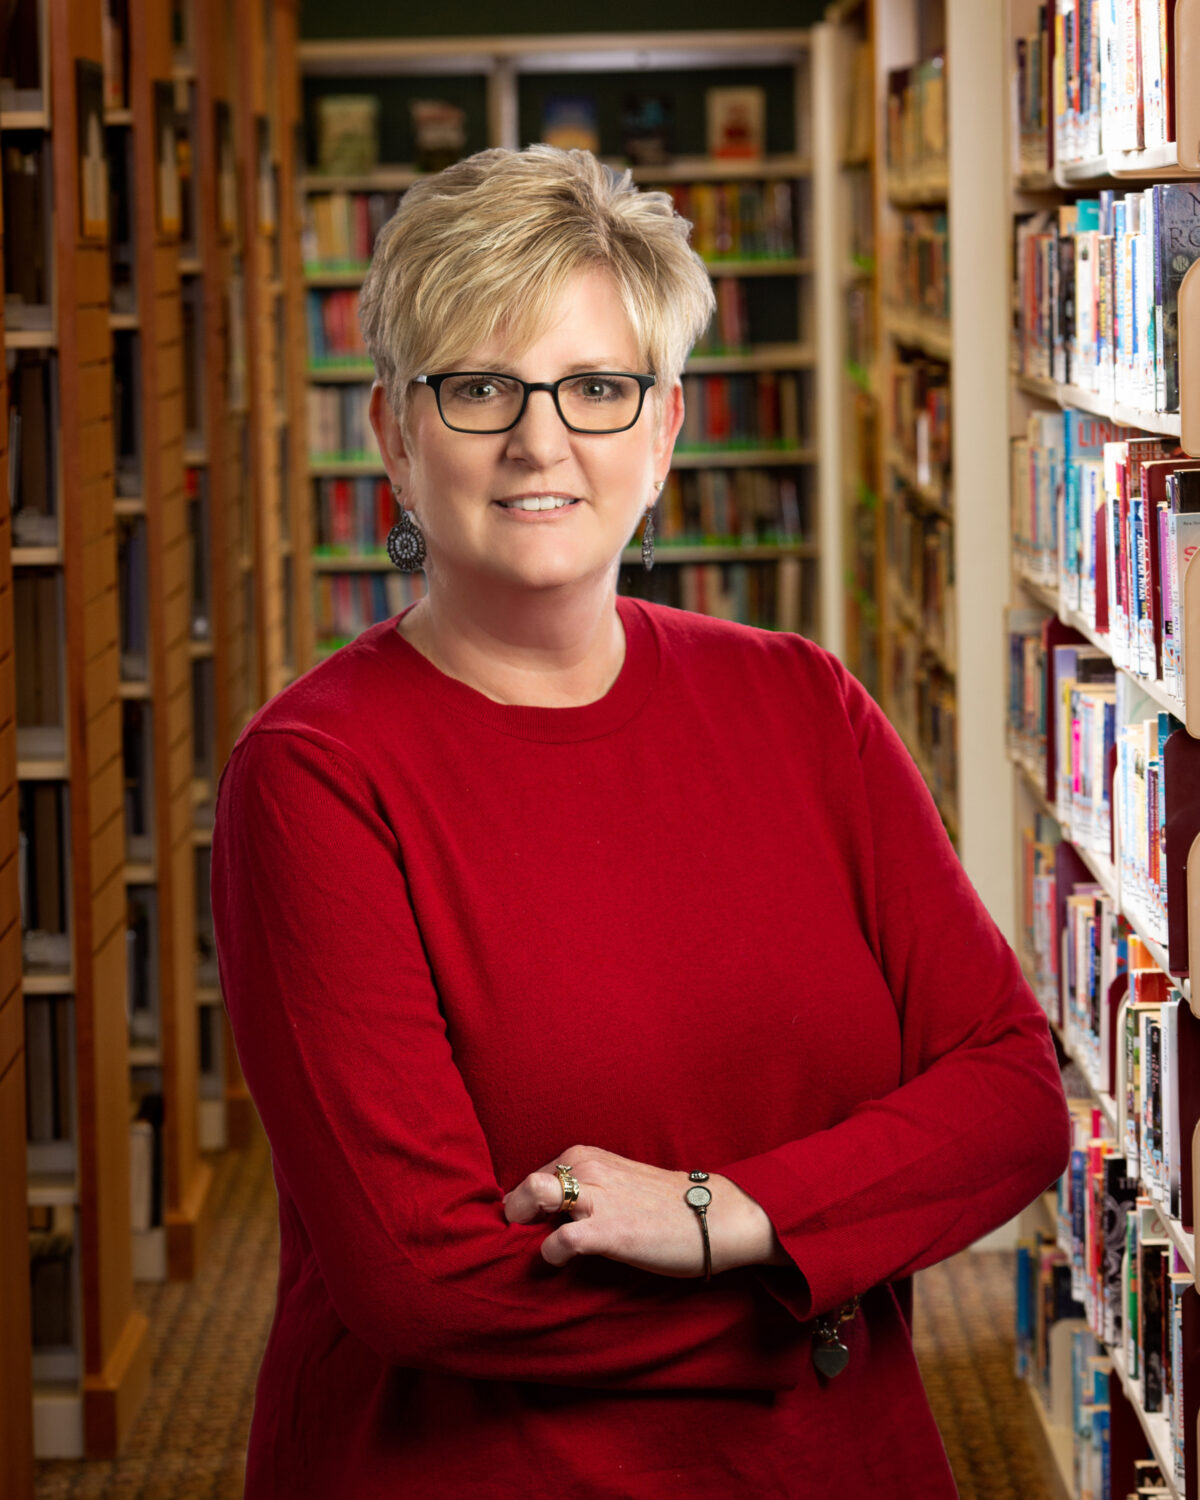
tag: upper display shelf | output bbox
[297,31,812,76]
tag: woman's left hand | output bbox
[502,1146,789,1278]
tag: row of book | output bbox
[315,570,428,650]
[17,783,69,979]
[1013,8,1054,177]
[1009,621,1183,946]
[126,889,159,1051]
[29,1203,76,1365]
[843,282,874,383]
[1044,417,1200,690]
[652,180,803,263]
[1016,1217,1191,1497]
[3,140,52,331]
[1047,0,1182,166]
[887,501,955,669]
[301,188,401,272]
[1014,184,1200,413]
[8,348,59,546]
[1056,880,1199,1229]
[658,468,809,547]
[306,288,369,368]
[890,356,951,489]
[677,371,807,452]
[308,383,374,462]
[885,642,957,812]
[1059,1098,1193,1486]
[884,57,947,190]
[24,995,75,1159]
[887,211,950,324]
[620,557,807,635]
[697,278,750,357]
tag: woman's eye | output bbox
[576,378,615,401]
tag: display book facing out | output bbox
[1007,2,1200,1495]
[298,31,825,653]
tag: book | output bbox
[1157,182,1200,411]
[541,96,599,155]
[706,87,765,161]
[316,95,380,177]
[75,59,107,240]
[621,93,672,167]
[410,99,466,174]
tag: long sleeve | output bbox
[722,663,1071,1321]
[211,725,810,1390]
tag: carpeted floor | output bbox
[35,1130,1061,1499]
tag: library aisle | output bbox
[5,0,1199,1495]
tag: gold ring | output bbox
[555,1163,580,1211]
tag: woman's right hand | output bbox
[502,1145,788,1278]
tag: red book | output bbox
[705,376,730,445]
[375,480,393,548]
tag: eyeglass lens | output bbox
[437,373,643,433]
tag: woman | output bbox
[211,146,1070,1498]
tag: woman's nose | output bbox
[503,388,571,466]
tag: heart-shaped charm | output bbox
[812,1338,850,1379]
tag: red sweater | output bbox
[211,597,1070,1498]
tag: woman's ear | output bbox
[369,381,412,493]
[652,380,685,475]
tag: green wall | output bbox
[299,0,826,40]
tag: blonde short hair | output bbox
[359,145,715,423]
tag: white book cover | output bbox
[1120,0,1143,151]
[1077,231,1098,392]
[1161,996,1180,1217]
[1139,0,1164,148]
[130,1119,154,1234]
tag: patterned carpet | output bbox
[35,1130,1061,1499]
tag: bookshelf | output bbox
[298,30,840,652]
[110,0,212,1287]
[0,127,37,1500]
[1004,1,1200,1495]
[865,0,1013,932]
[6,0,153,1461]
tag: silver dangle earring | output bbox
[642,480,664,572]
[386,486,426,573]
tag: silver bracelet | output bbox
[684,1170,713,1280]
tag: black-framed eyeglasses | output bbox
[413,371,657,434]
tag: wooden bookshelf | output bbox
[36,0,150,1458]
[0,147,37,1500]
[300,31,832,650]
[1004,0,1200,1494]
[116,0,211,1285]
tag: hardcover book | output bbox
[706,87,765,161]
[1156,182,1200,411]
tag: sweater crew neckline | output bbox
[365,595,660,743]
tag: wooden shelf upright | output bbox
[274,0,313,680]
[43,0,149,1457]
[235,0,287,709]
[189,0,255,1148]
[0,160,36,1500]
[121,0,211,1280]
